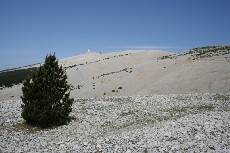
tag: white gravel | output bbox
[0,93,229,152]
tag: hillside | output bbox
[1,46,230,101]
[1,46,230,152]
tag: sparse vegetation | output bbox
[12,122,42,133]
[74,84,84,90]
[188,46,230,60]
[120,110,134,116]
[158,45,230,61]
[196,104,215,111]
[63,53,131,70]
[214,93,230,101]
[94,68,133,79]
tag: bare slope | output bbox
[65,48,230,98]
[0,47,230,101]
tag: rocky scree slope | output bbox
[0,93,229,152]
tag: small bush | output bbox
[21,53,74,128]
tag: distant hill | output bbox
[0,62,40,73]
[0,45,230,100]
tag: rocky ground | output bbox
[0,93,230,152]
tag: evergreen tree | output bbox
[21,53,74,128]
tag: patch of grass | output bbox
[101,103,218,130]
[196,104,215,111]
[12,122,42,133]
[165,104,216,119]
[144,148,148,153]
[120,110,134,116]
[169,107,188,114]
[214,94,230,101]
[175,96,191,101]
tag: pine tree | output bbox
[21,53,74,128]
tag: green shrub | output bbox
[21,53,74,128]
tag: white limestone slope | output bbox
[63,49,230,98]
[1,49,230,101]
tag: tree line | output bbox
[0,67,38,88]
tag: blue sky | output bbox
[0,0,230,70]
